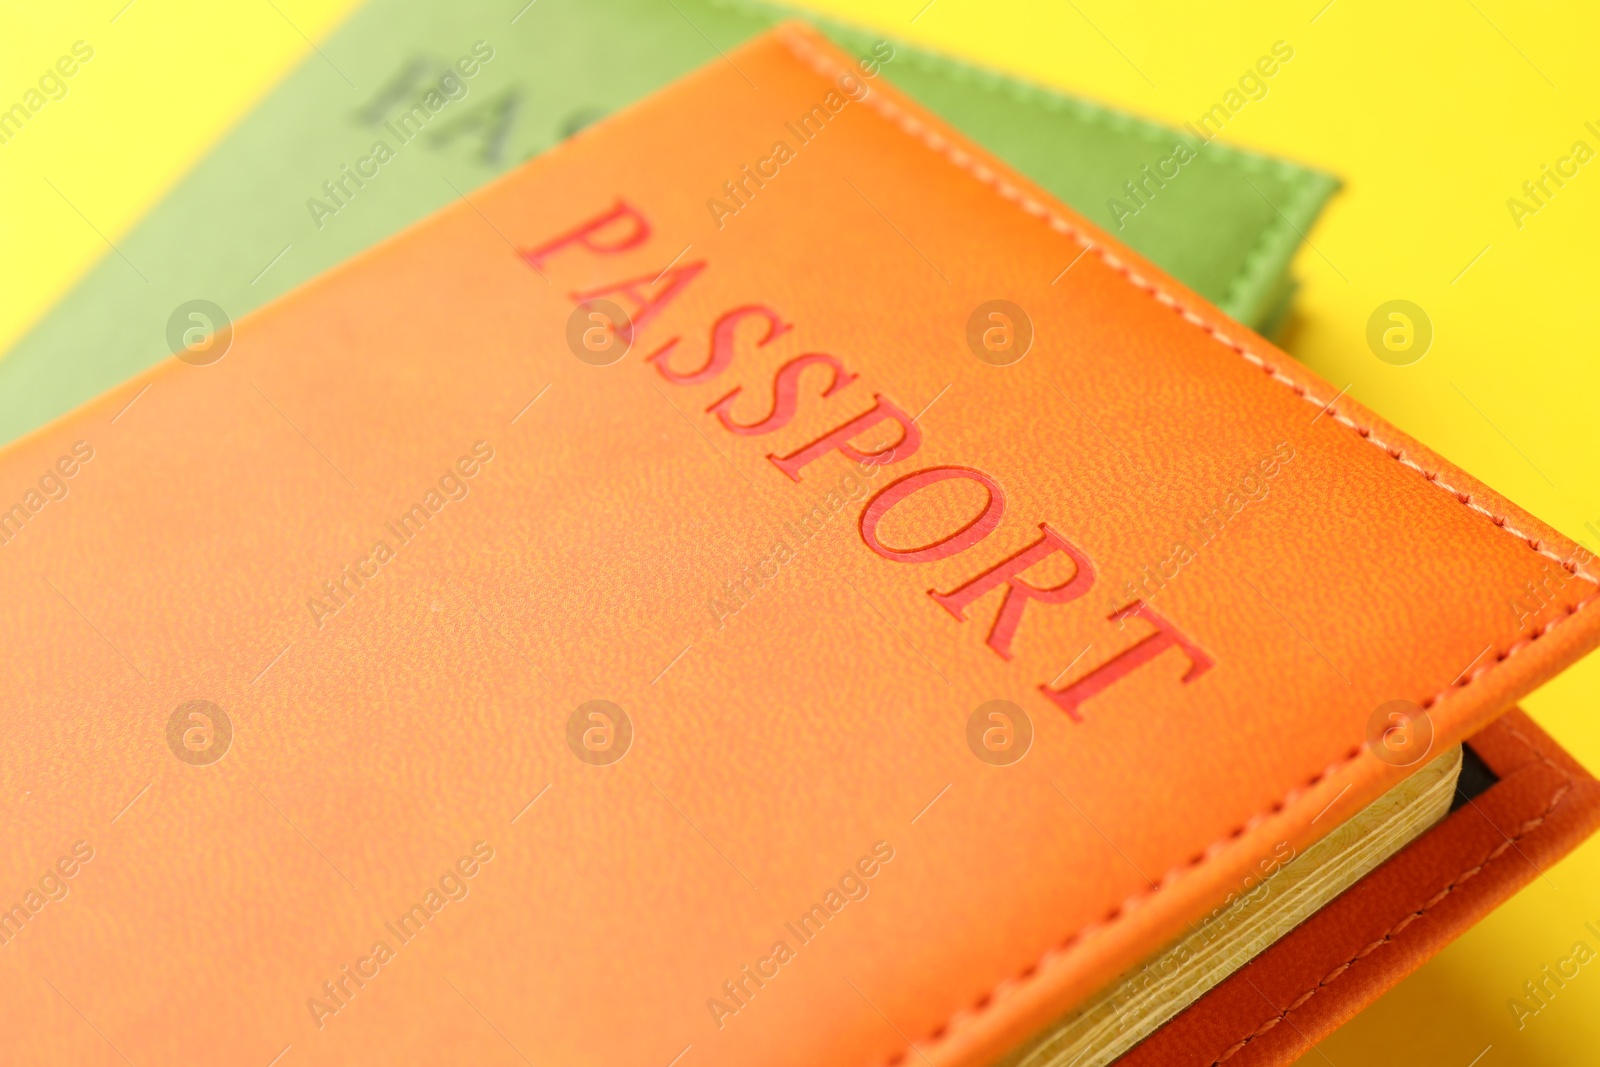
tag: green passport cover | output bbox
[0,0,1336,446]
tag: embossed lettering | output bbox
[521,199,651,272]
[709,353,856,435]
[570,261,706,343]
[650,304,791,386]
[768,395,920,481]
[1041,600,1212,720]
[930,523,1095,660]
[860,466,1005,563]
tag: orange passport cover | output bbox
[1130,708,1600,1066]
[2,23,1597,1067]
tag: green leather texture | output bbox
[0,0,1336,446]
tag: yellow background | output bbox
[4,1,1597,1062]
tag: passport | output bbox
[0,23,1594,1067]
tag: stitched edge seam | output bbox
[778,27,1597,589]
[885,52,1336,324]
[703,0,1333,321]
[1207,724,1575,1065]
[769,27,1600,1066]
[1217,166,1333,323]
[899,594,1593,1067]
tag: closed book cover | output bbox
[0,23,1594,1067]
[1127,709,1600,1067]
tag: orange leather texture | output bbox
[0,23,1596,1067]
[1123,709,1600,1066]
